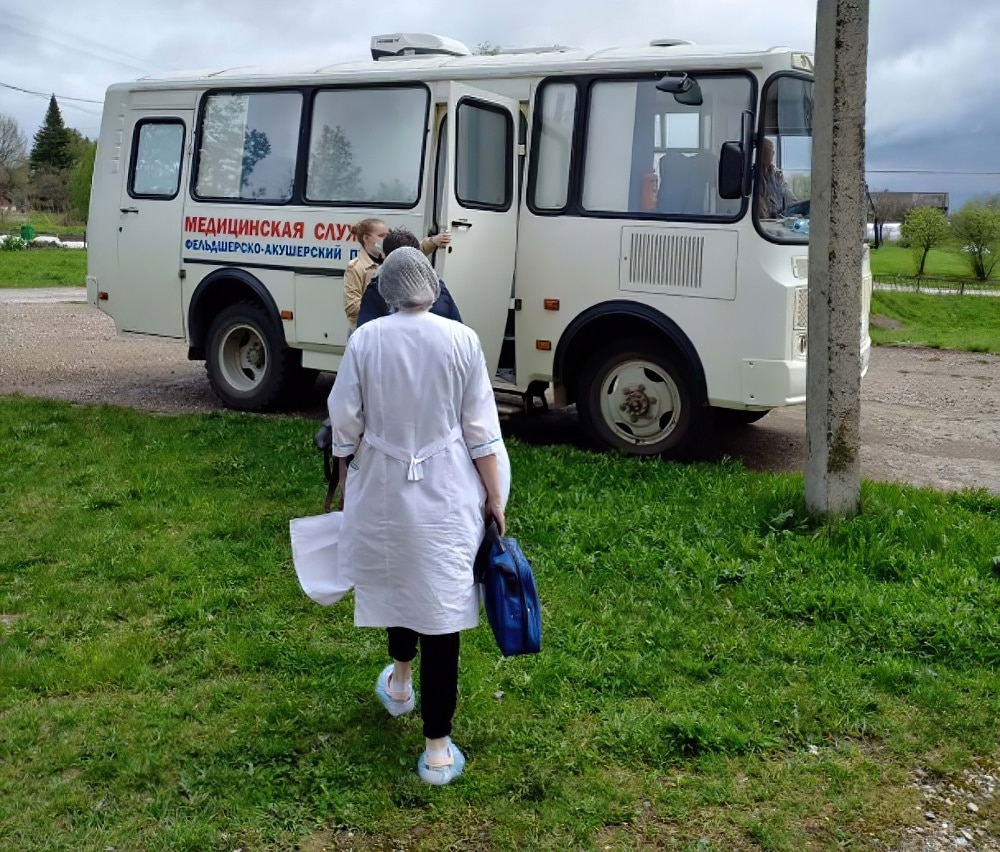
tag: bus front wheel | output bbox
[205,301,291,411]
[578,340,702,458]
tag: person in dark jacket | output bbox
[356,228,462,328]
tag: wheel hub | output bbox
[619,383,657,422]
[219,324,268,392]
[598,358,681,446]
[245,339,265,370]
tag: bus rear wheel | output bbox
[206,301,291,411]
[578,340,701,457]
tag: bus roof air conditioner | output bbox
[371,33,472,60]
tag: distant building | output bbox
[874,191,950,215]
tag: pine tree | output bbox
[30,96,73,171]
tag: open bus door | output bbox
[433,84,519,379]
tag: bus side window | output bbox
[130,121,185,198]
[530,81,576,212]
[306,86,427,206]
[582,75,750,219]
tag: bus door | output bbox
[434,84,519,377]
[116,107,192,337]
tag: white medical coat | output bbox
[327,310,508,635]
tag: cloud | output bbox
[1,0,998,206]
[866,4,1000,152]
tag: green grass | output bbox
[0,247,87,288]
[0,240,988,292]
[2,396,999,850]
[870,290,1000,354]
[1,211,87,238]
[868,242,987,282]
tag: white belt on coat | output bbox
[363,425,463,482]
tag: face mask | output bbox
[369,240,384,256]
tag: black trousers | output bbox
[386,627,460,740]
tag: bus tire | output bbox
[205,301,291,411]
[578,339,702,457]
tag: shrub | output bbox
[900,207,950,276]
[951,203,1000,280]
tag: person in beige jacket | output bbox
[344,217,452,331]
[343,218,387,332]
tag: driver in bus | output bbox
[756,137,797,219]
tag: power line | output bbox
[0,18,158,75]
[1,10,162,71]
[0,81,102,104]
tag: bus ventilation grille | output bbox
[626,232,704,289]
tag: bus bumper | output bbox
[739,358,807,407]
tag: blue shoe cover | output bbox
[417,743,466,785]
[375,664,415,717]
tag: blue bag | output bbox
[475,522,541,657]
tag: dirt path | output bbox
[2,289,999,494]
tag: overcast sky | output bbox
[2,0,998,208]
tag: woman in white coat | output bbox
[327,246,508,786]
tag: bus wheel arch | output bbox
[187,269,282,359]
[188,271,293,411]
[554,303,709,457]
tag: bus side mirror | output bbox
[656,72,703,106]
[719,142,744,199]
[718,111,755,200]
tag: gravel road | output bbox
[2,288,999,495]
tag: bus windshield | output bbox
[756,74,814,244]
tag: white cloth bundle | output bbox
[289,511,352,606]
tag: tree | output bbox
[900,206,950,276]
[790,174,811,200]
[869,189,911,248]
[195,95,278,198]
[26,168,69,213]
[68,139,97,222]
[475,41,503,55]
[970,192,1000,212]
[307,125,363,200]
[950,202,1000,281]
[198,95,248,197]
[65,128,94,165]
[0,114,28,221]
[242,128,271,189]
[374,178,416,204]
[29,95,73,172]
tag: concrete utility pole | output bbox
[805,0,870,516]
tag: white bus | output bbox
[87,32,871,458]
